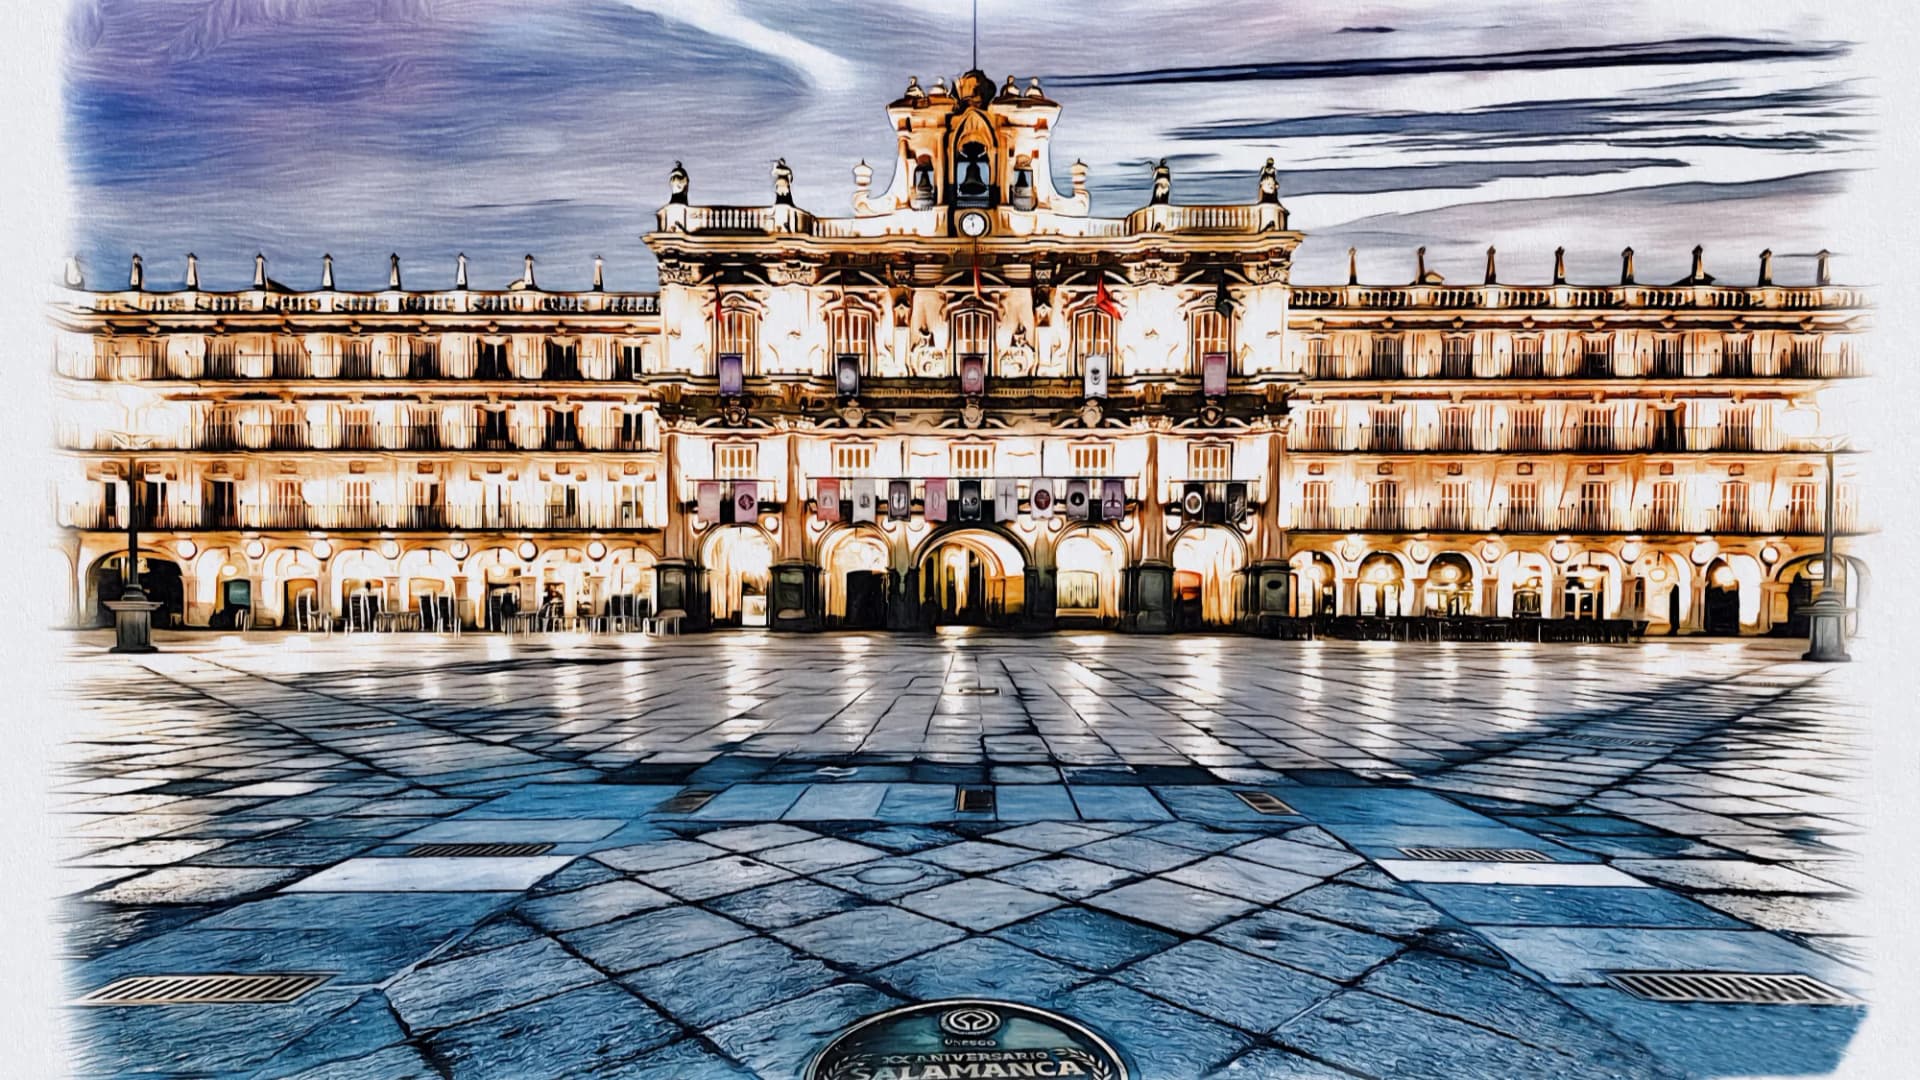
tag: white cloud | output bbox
[619,0,857,90]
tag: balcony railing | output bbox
[1296,349,1864,381]
[1282,504,1864,535]
[61,502,656,532]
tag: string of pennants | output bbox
[695,478,1249,526]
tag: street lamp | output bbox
[106,436,164,653]
[1781,410,1851,661]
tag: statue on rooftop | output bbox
[772,158,794,205]
[1258,158,1279,204]
[668,161,689,205]
[1150,159,1171,206]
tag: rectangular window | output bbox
[714,443,758,480]
[1722,405,1755,451]
[1580,405,1614,451]
[950,308,996,364]
[1369,479,1401,528]
[1189,310,1232,372]
[831,308,874,368]
[1648,481,1681,532]
[1580,335,1613,377]
[1188,443,1231,481]
[1507,481,1539,530]
[1718,480,1750,531]
[1072,309,1114,364]
[1788,482,1819,533]
[1440,406,1474,451]
[1307,336,1334,377]
[1065,442,1109,476]
[1785,336,1819,377]
[1577,481,1610,528]
[618,342,646,379]
[952,443,994,477]
[1507,406,1544,451]
[1437,481,1472,531]
[1299,480,1331,529]
[1300,407,1334,450]
[1369,334,1404,378]
[718,308,760,373]
[1511,336,1544,378]
[474,339,509,379]
[1441,337,1473,378]
[1653,334,1685,377]
[543,339,580,380]
[833,442,874,476]
[1369,406,1403,451]
[1722,334,1754,376]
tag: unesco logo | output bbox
[939,1007,1003,1038]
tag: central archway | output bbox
[917,528,1026,627]
[703,526,774,627]
[822,526,891,629]
[1172,526,1245,628]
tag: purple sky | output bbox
[62,0,1867,292]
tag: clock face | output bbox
[958,210,989,237]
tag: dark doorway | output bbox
[843,571,888,629]
[1703,561,1741,635]
[92,555,183,629]
[1172,569,1204,631]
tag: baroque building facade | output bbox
[50,72,1867,636]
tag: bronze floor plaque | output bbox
[804,999,1127,1080]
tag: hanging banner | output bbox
[958,480,983,521]
[924,478,948,522]
[1225,481,1249,523]
[1202,352,1228,397]
[959,354,987,396]
[731,480,758,522]
[888,479,912,520]
[1083,353,1109,399]
[1029,478,1055,518]
[1182,482,1207,520]
[816,478,841,522]
[696,480,722,524]
[1101,478,1127,522]
[835,354,861,398]
[994,480,1018,522]
[718,353,744,396]
[1065,479,1089,520]
[852,481,877,523]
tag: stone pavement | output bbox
[52,632,1867,1078]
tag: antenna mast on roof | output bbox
[972,0,978,69]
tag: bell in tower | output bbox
[955,141,992,206]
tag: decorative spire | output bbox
[185,253,199,290]
[321,253,334,290]
[1757,248,1773,287]
[772,158,794,205]
[852,159,873,192]
[1415,246,1427,284]
[1070,159,1088,197]
[1816,249,1832,286]
[1257,158,1279,204]
[1484,246,1496,285]
[388,253,402,290]
[592,254,605,291]
[668,160,689,205]
[1620,247,1635,285]
[253,253,266,289]
[522,253,537,289]
[129,253,143,290]
[1347,247,1358,285]
[1690,245,1705,283]
[1553,246,1566,285]
[455,252,468,289]
[62,255,83,288]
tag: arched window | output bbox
[950,305,996,364]
[830,306,874,372]
[717,305,761,374]
[1072,308,1114,373]
[1187,309,1232,373]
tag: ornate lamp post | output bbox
[106,441,162,653]
[1802,439,1851,662]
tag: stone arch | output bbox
[701,524,776,626]
[1171,524,1248,627]
[820,524,894,625]
[916,526,1028,626]
[1051,523,1126,622]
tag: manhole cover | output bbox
[1233,791,1296,815]
[1399,847,1554,863]
[406,843,555,858]
[806,999,1128,1079]
[1606,971,1855,1005]
[854,864,929,886]
[76,973,333,1006]
[950,686,1001,696]
[956,787,996,813]
[658,789,720,813]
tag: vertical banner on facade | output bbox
[1226,481,1249,523]
[1182,482,1207,520]
[835,354,861,398]
[697,480,722,524]
[718,353,744,396]
[1202,352,1228,397]
[959,354,986,396]
[924,478,948,522]
[994,480,1018,522]
[888,479,912,520]
[852,481,877,523]
[1083,353,1109,399]
[958,480,983,521]
[1029,478,1054,518]
[1065,479,1089,520]
[731,480,758,523]
[816,478,841,523]
[1101,478,1127,522]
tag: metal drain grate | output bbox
[335,720,398,731]
[77,973,333,1007]
[658,789,719,814]
[950,686,1000,696]
[1399,847,1554,862]
[1233,791,1296,815]
[956,787,997,813]
[406,842,555,858]
[1606,971,1855,1006]
[1569,735,1670,748]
